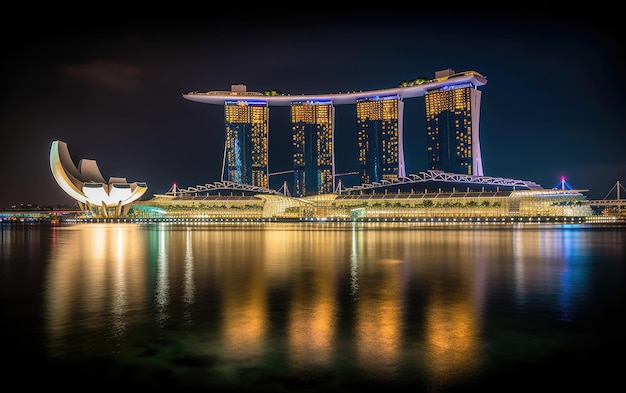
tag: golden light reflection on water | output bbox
[220,234,268,361]
[156,228,169,326]
[45,224,150,354]
[183,228,194,322]
[286,235,338,369]
[355,259,403,376]
[41,222,590,386]
[425,294,480,387]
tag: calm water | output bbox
[1,222,624,392]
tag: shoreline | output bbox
[2,215,624,226]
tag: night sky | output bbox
[1,9,623,207]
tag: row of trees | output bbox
[339,200,502,209]
[147,203,263,210]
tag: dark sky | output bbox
[1,9,623,207]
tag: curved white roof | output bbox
[183,71,487,106]
[50,140,148,208]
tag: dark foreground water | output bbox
[1,222,624,392]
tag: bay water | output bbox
[2,222,624,392]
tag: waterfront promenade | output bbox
[1,213,622,225]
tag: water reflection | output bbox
[156,227,169,326]
[355,256,403,376]
[45,224,150,356]
[39,222,615,390]
[183,228,194,322]
[219,228,268,362]
[283,231,336,371]
[512,227,589,321]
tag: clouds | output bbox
[58,60,143,92]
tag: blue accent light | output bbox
[225,100,268,106]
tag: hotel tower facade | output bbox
[291,101,335,196]
[183,69,487,196]
[425,69,484,176]
[356,95,405,185]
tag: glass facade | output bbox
[356,96,405,185]
[425,84,483,176]
[224,100,269,188]
[291,101,335,196]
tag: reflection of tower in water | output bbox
[349,228,486,384]
[284,229,340,369]
[354,255,404,376]
[219,229,268,361]
[420,230,486,389]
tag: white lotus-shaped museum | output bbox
[50,140,148,217]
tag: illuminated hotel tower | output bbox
[223,99,269,188]
[183,70,487,189]
[356,96,405,184]
[425,68,484,176]
[291,101,335,196]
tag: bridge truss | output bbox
[165,180,283,197]
[341,170,543,194]
[163,170,547,198]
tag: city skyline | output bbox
[0,10,623,207]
